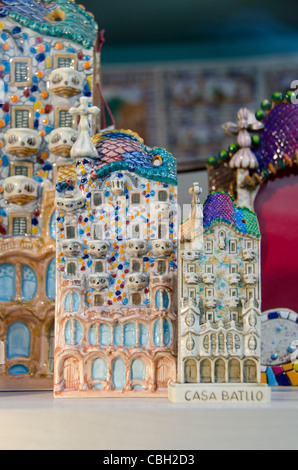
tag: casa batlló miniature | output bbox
[207,96,298,387]
[0,0,100,390]
[53,98,178,397]
[168,183,271,403]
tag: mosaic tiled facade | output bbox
[54,125,178,396]
[0,0,99,390]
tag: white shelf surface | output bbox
[0,387,297,450]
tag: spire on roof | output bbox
[69,97,100,160]
[189,182,204,251]
[222,107,264,170]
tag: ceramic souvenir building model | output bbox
[169,184,271,403]
[207,93,298,387]
[0,0,99,390]
[54,98,178,397]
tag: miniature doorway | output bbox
[215,359,226,383]
[228,359,241,383]
[200,359,212,383]
[185,359,197,383]
[156,357,173,390]
[64,357,80,390]
[244,360,257,383]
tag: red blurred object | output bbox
[254,168,298,312]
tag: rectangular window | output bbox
[206,265,213,274]
[188,264,196,273]
[132,223,141,239]
[131,259,142,273]
[66,225,76,239]
[11,162,33,178]
[247,264,254,274]
[230,288,237,297]
[14,166,29,177]
[205,240,213,254]
[157,260,167,275]
[94,261,104,273]
[131,292,142,306]
[158,223,168,239]
[94,294,104,307]
[12,217,27,236]
[92,192,103,207]
[58,57,73,68]
[67,262,76,276]
[230,240,237,254]
[54,53,76,69]
[158,190,168,202]
[230,264,238,274]
[11,58,31,86]
[15,62,29,82]
[131,193,141,205]
[59,109,73,128]
[15,109,30,128]
[189,288,196,299]
[247,288,255,300]
[207,311,214,322]
[231,312,238,322]
[93,224,103,240]
[206,288,214,298]
[246,241,253,249]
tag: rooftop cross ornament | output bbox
[189,182,203,206]
[189,182,204,251]
[69,97,100,160]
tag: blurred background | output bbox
[83,0,298,204]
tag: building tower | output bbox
[0,0,99,390]
[54,98,178,397]
[169,184,270,403]
[207,94,298,387]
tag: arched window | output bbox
[163,319,172,346]
[89,324,97,346]
[46,258,56,301]
[7,322,30,359]
[114,322,122,346]
[139,323,148,347]
[64,319,83,345]
[218,333,225,353]
[153,319,161,347]
[0,264,15,301]
[112,357,126,390]
[244,360,257,383]
[200,359,212,383]
[155,289,169,310]
[215,359,226,383]
[131,358,145,390]
[22,265,37,301]
[185,359,197,383]
[123,323,136,348]
[229,359,241,383]
[99,324,111,347]
[92,358,107,390]
[64,291,80,312]
[49,212,56,240]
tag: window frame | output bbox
[9,214,31,236]
[11,106,34,129]
[53,53,77,69]
[11,58,32,87]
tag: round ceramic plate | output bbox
[261,309,298,367]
